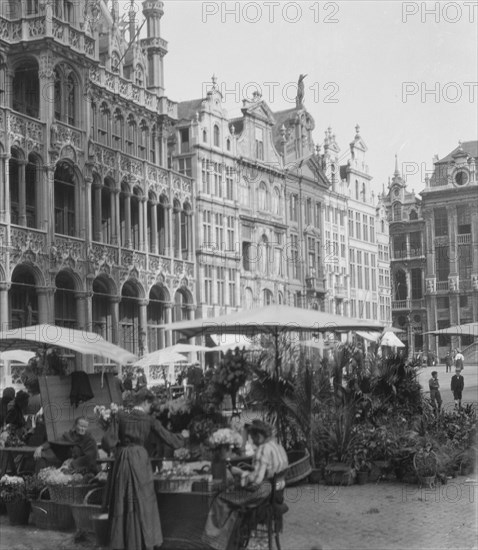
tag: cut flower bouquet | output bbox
[94,403,123,430]
[208,428,243,450]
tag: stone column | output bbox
[166,205,172,257]
[150,201,158,254]
[405,233,410,259]
[109,296,120,344]
[45,165,56,244]
[124,192,131,248]
[139,197,147,252]
[138,298,149,356]
[37,288,54,324]
[164,303,172,347]
[0,154,9,223]
[113,189,120,246]
[0,282,11,331]
[18,159,27,226]
[92,182,102,242]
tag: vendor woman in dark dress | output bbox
[104,388,184,550]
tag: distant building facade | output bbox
[383,142,478,360]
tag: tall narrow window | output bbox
[255,127,264,160]
[213,124,220,147]
[12,60,39,118]
[54,161,76,236]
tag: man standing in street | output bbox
[428,371,442,415]
[445,351,453,373]
[450,367,465,410]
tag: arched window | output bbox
[258,182,268,211]
[392,202,401,221]
[25,153,40,228]
[147,286,167,351]
[54,161,76,236]
[262,289,273,306]
[157,194,168,255]
[8,149,21,225]
[409,209,418,220]
[12,59,39,118]
[112,108,124,150]
[131,187,141,249]
[98,102,110,146]
[120,281,140,355]
[278,291,284,305]
[361,183,366,201]
[138,120,148,160]
[202,129,207,143]
[9,265,38,328]
[272,187,280,215]
[355,180,359,200]
[126,114,137,156]
[226,138,231,151]
[92,277,112,341]
[54,65,77,126]
[91,177,114,243]
[173,199,181,258]
[150,124,157,163]
[213,124,220,147]
[181,202,191,260]
[244,287,254,310]
[55,271,76,329]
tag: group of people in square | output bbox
[429,349,465,415]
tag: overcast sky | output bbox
[151,0,477,197]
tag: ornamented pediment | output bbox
[241,99,276,125]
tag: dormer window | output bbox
[255,127,264,160]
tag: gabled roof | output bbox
[435,141,478,163]
[177,99,204,122]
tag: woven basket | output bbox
[47,483,92,504]
[69,488,104,533]
[31,488,75,531]
[285,450,313,486]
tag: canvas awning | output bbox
[424,322,478,337]
[380,331,405,348]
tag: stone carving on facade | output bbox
[448,276,458,292]
[39,53,55,79]
[121,250,146,272]
[472,274,478,291]
[50,237,84,270]
[426,278,435,294]
[28,18,46,38]
[60,145,77,162]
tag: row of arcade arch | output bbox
[4,264,194,355]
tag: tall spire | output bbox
[394,154,400,176]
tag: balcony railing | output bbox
[457,234,471,244]
[392,300,410,310]
[436,281,449,292]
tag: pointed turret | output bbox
[141,0,167,96]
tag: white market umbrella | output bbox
[164,305,384,375]
[0,324,136,364]
[424,322,478,338]
[134,343,211,368]
[380,331,405,348]
[0,350,36,363]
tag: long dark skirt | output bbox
[108,445,162,550]
[202,482,271,550]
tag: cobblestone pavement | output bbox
[1,476,477,550]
